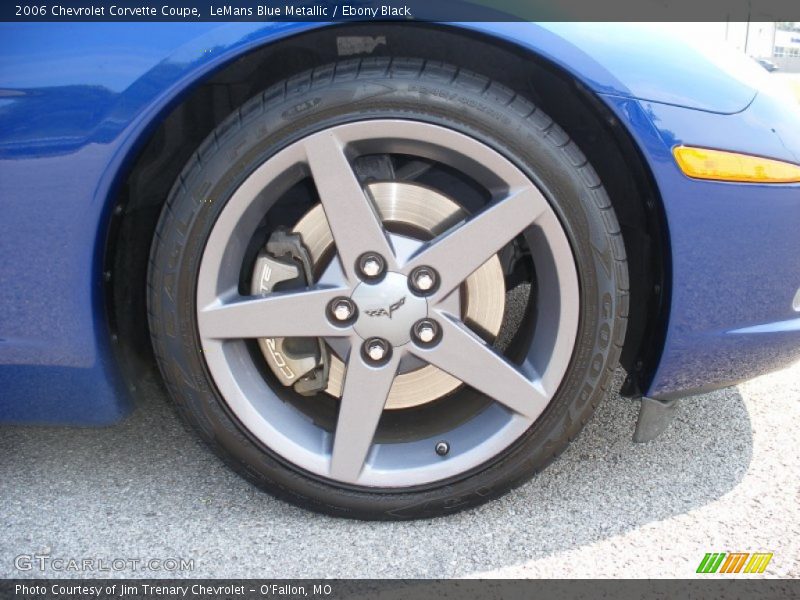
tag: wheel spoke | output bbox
[303,131,395,281]
[403,186,548,303]
[329,350,401,483]
[198,287,348,340]
[411,314,550,421]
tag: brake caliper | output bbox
[251,230,329,396]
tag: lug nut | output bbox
[333,303,352,321]
[358,253,386,280]
[435,441,450,456]
[362,258,382,277]
[417,324,436,343]
[410,266,438,295]
[368,342,386,361]
[415,273,434,291]
[328,297,356,324]
[363,337,391,364]
[412,318,440,346]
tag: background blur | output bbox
[662,21,800,104]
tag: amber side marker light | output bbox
[673,146,800,183]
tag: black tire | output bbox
[147,58,629,519]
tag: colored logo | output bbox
[696,552,773,574]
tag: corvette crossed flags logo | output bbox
[364,296,406,319]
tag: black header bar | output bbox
[3,0,800,22]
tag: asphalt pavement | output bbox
[1,360,798,579]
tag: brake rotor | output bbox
[258,181,506,409]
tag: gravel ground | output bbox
[1,360,798,579]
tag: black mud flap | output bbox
[633,396,680,443]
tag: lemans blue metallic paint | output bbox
[600,93,800,397]
[472,22,765,114]
[1,21,799,423]
[0,22,320,423]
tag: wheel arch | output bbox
[102,22,670,399]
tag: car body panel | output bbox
[600,93,800,397]
[1,21,798,423]
[0,23,318,424]
[470,22,762,114]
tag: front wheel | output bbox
[147,58,628,519]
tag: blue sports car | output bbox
[1,22,799,519]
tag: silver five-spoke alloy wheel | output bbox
[195,120,579,487]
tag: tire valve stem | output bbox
[435,441,450,456]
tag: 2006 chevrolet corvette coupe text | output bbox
[1,22,799,519]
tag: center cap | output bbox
[351,272,428,347]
